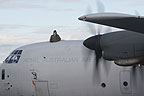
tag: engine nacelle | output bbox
[102,43,144,59]
[114,57,144,66]
[83,31,144,66]
[100,31,144,66]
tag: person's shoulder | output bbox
[56,34,60,36]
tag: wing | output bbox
[79,13,144,34]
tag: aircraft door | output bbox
[35,81,50,96]
[0,68,10,96]
[119,70,132,96]
[1,66,19,96]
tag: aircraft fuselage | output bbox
[0,41,143,96]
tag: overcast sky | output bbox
[0,0,144,62]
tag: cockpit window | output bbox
[4,50,23,64]
[18,50,22,54]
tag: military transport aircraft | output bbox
[0,13,144,96]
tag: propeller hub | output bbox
[83,35,102,51]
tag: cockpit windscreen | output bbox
[4,50,23,63]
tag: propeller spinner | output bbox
[83,35,102,64]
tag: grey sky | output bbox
[0,0,144,62]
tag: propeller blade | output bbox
[132,65,136,88]
[140,65,144,81]
[93,45,102,84]
[87,23,96,35]
[85,0,106,36]
[85,5,96,35]
[104,27,112,34]
[134,9,140,16]
[82,47,94,69]
[97,25,102,35]
[83,0,112,85]
[131,65,143,89]
[86,5,93,14]
[96,0,105,13]
[96,0,105,35]
[102,59,111,76]
[93,53,101,84]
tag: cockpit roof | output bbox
[16,40,83,51]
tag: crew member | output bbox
[50,30,61,42]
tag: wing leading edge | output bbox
[79,13,144,34]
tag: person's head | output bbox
[53,30,57,36]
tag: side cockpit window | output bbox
[4,50,23,64]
